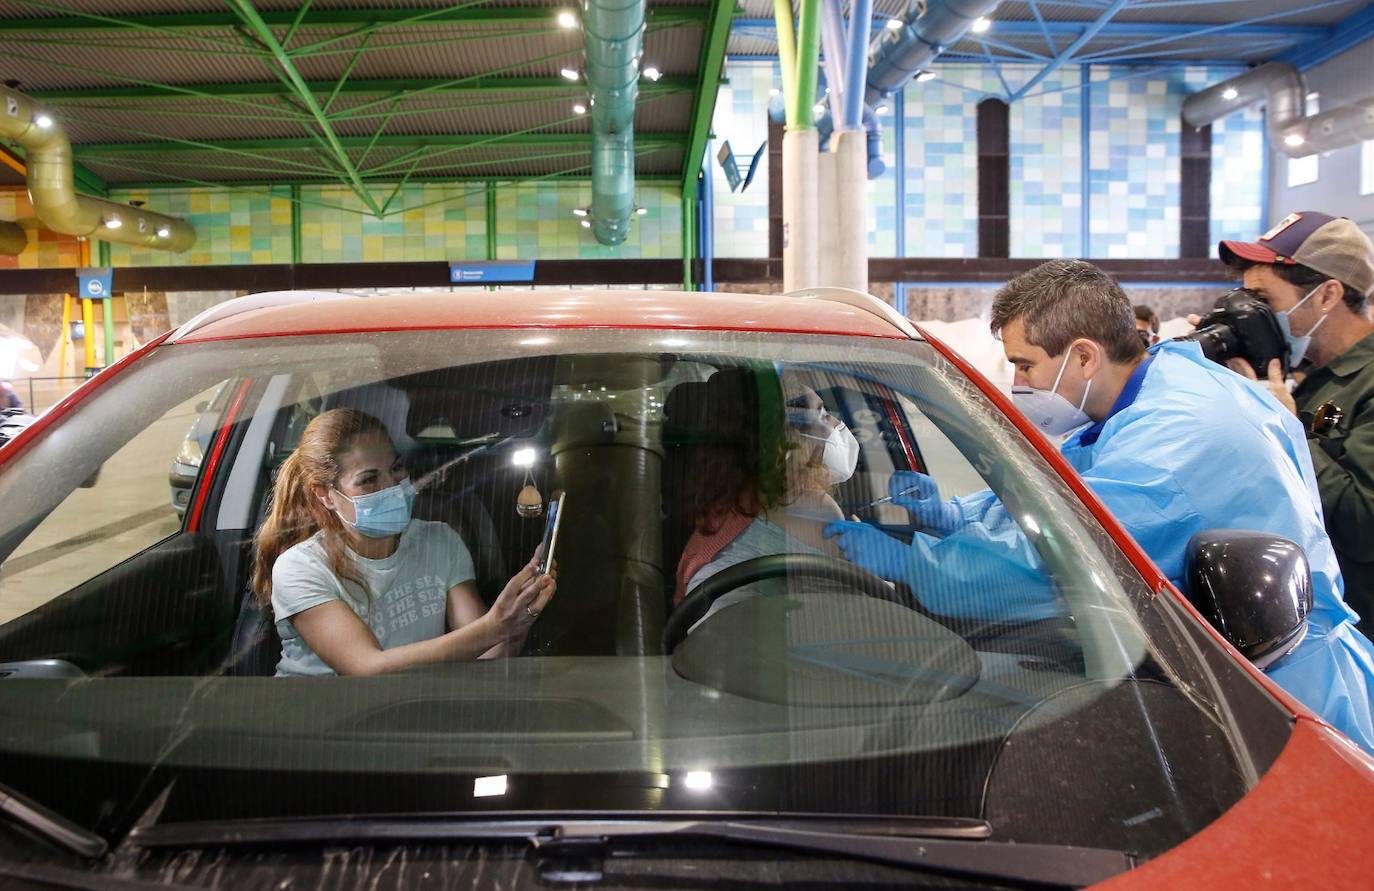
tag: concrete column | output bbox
[832,130,868,292]
[782,128,820,291]
[817,148,838,285]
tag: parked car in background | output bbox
[0,289,1369,890]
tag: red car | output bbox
[0,288,1369,889]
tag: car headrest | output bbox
[663,368,759,445]
[321,382,416,454]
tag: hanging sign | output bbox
[717,141,743,192]
[741,141,766,193]
[77,267,114,299]
[449,260,536,283]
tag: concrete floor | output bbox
[0,390,210,625]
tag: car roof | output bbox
[169,288,920,344]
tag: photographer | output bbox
[1219,212,1374,640]
[1133,304,1160,348]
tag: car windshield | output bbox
[0,326,1292,862]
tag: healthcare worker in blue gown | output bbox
[827,259,1374,755]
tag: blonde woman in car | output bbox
[253,408,554,676]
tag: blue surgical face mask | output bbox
[1276,283,1330,368]
[334,477,416,538]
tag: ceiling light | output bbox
[886,18,904,30]
[971,17,992,34]
[103,216,122,230]
[915,70,937,82]
[875,103,889,114]
[643,66,661,82]
[512,447,536,467]
[636,207,647,215]
[1284,133,1305,147]
[580,219,592,228]
[557,10,577,28]
[33,113,53,129]
[572,207,588,217]
[156,225,171,238]
[769,87,780,96]
[560,68,580,81]
[1221,87,1239,100]
[573,103,587,114]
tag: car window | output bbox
[0,327,1293,863]
[0,380,228,625]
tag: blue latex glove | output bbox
[887,471,963,535]
[824,520,910,582]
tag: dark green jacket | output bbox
[1294,329,1374,637]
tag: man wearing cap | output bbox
[1220,212,1374,641]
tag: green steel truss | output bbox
[0,0,712,213]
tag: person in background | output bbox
[1133,304,1160,349]
[1219,211,1374,641]
[0,381,21,411]
[826,259,1374,754]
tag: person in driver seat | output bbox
[252,408,556,676]
[673,369,858,615]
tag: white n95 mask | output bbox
[799,421,860,485]
[1011,351,1092,437]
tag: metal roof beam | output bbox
[75,134,690,156]
[1277,3,1374,71]
[25,77,695,102]
[0,6,710,32]
[681,0,736,196]
[732,17,1327,39]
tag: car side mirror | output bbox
[1185,530,1312,671]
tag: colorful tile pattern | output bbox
[1008,65,1084,258]
[709,61,776,258]
[301,184,486,263]
[493,181,678,259]
[1182,66,1265,247]
[0,188,82,270]
[107,187,294,267]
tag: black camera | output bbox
[1175,288,1289,379]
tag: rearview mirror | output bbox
[1185,530,1312,670]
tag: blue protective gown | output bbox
[944,341,1374,752]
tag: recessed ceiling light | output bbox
[560,68,580,81]
[643,66,661,81]
[573,103,587,114]
[557,10,577,28]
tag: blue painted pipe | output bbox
[842,0,873,129]
[585,0,646,245]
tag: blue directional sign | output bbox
[76,267,113,299]
[449,260,536,283]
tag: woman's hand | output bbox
[485,550,557,640]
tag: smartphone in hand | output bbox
[536,492,564,576]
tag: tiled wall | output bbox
[108,187,293,266]
[0,188,82,269]
[494,182,679,259]
[300,184,486,263]
[1009,66,1084,258]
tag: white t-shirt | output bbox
[271,519,476,677]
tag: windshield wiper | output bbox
[0,781,107,860]
[131,814,1133,889]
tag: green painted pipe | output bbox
[0,220,26,255]
[791,0,822,130]
[101,296,115,369]
[0,88,195,251]
[773,0,799,128]
[585,0,646,245]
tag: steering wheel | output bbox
[662,553,906,653]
